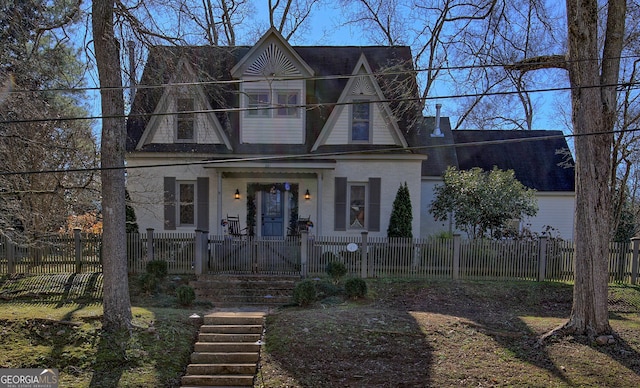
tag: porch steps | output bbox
[190,275,299,306]
[181,311,266,388]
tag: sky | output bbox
[80,1,569,137]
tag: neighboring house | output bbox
[126,28,575,240]
[417,121,576,239]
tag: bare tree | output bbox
[92,0,132,332]
[510,0,625,338]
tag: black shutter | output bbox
[368,177,381,232]
[334,177,347,231]
[164,177,176,230]
[196,177,209,231]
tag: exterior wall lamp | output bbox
[304,189,311,200]
[234,189,240,200]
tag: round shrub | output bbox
[176,285,196,306]
[344,277,368,299]
[138,272,159,294]
[146,260,168,280]
[326,260,347,284]
[293,279,317,307]
[314,279,341,299]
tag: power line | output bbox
[1,127,638,177]
[6,53,640,96]
[1,80,638,125]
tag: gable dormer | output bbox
[137,57,231,150]
[312,53,408,151]
[231,28,315,145]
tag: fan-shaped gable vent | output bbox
[351,75,376,95]
[245,43,302,77]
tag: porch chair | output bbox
[226,214,248,237]
[297,215,312,234]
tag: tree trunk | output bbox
[92,0,132,332]
[561,0,625,337]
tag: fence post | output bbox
[452,234,460,280]
[631,237,640,285]
[74,228,82,273]
[538,236,548,282]
[6,237,15,275]
[194,230,206,275]
[146,228,154,262]
[361,231,369,278]
[300,230,308,278]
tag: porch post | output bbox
[537,236,548,282]
[194,230,207,275]
[361,231,369,278]
[452,234,461,280]
[300,230,309,278]
[631,236,640,285]
[146,228,154,262]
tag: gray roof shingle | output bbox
[452,130,575,192]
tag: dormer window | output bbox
[351,99,371,142]
[276,91,299,117]
[247,91,270,116]
[176,97,195,142]
[245,89,300,118]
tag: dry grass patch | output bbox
[257,280,640,387]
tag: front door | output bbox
[262,189,284,237]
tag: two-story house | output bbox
[126,28,427,238]
[126,28,576,240]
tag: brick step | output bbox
[196,295,292,306]
[180,374,254,387]
[191,352,259,364]
[199,324,262,334]
[198,333,261,342]
[194,342,260,353]
[191,275,298,307]
[192,284,295,295]
[186,363,257,375]
[195,274,300,282]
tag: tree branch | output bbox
[504,54,568,72]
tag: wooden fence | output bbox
[1,230,639,285]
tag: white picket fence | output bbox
[2,230,639,284]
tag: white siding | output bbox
[126,158,217,233]
[240,79,305,144]
[147,95,223,145]
[324,102,397,145]
[524,193,575,239]
[320,158,423,237]
[419,178,576,240]
[420,178,452,237]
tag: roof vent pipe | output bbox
[431,103,444,137]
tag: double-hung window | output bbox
[276,91,299,117]
[176,98,195,142]
[351,99,371,142]
[245,90,300,118]
[349,183,367,228]
[247,91,270,116]
[178,181,195,226]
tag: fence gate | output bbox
[207,236,301,275]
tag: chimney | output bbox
[127,40,136,102]
[431,103,444,137]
